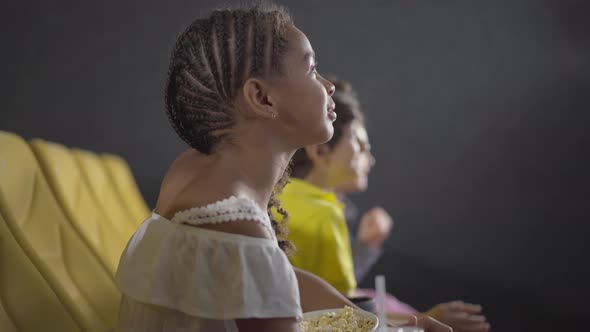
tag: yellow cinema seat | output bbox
[102,154,150,224]
[0,131,119,331]
[73,149,136,239]
[0,300,17,332]
[30,139,129,276]
[0,212,79,332]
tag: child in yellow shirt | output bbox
[280,78,491,332]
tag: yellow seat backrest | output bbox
[101,154,150,224]
[30,139,129,276]
[0,131,120,331]
[0,212,80,332]
[0,304,17,332]
[0,300,17,332]
[73,149,136,239]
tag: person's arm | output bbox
[344,199,385,282]
[294,267,357,312]
[352,207,393,281]
[350,237,383,281]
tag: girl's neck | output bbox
[158,145,293,217]
[218,142,294,210]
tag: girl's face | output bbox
[268,25,336,149]
[323,121,376,193]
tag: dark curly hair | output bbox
[164,3,295,253]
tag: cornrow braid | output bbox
[253,12,269,76]
[270,15,285,72]
[223,11,237,98]
[201,20,226,98]
[232,12,249,91]
[165,3,295,251]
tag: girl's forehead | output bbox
[285,25,314,60]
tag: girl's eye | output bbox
[311,64,318,75]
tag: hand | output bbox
[425,301,490,332]
[405,315,453,332]
[357,207,393,249]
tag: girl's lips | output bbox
[327,108,337,121]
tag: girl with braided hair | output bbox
[115,3,346,331]
[116,3,456,331]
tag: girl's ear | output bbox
[240,77,277,119]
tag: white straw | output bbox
[375,275,387,332]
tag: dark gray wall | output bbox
[2,1,589,330]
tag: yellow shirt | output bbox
[279,179,357,295]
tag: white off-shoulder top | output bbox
[116,196,301,331]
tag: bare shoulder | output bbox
[156,150,275,239]
[156,150,214,214]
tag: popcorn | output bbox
[300,306,376,332]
